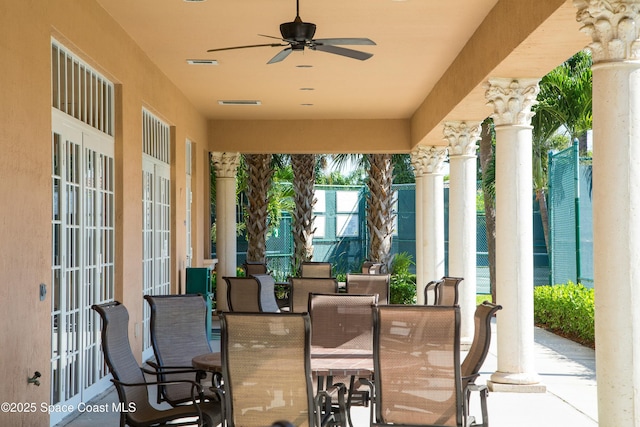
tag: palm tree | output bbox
[367,154,396,265]
[478,118,497,302]
[532,50,592,253]
[244,154,274,263]
[291,154,318,272]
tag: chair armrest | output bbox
[464,383,489,427]
[356,378,376,423]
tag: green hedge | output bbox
[533,281,594,348]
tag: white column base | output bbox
[488,371,545,393]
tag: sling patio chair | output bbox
[219,311,346,427]
[460,301,502,427]
[300,261,333,278]
[345,273,391,305]
[92,301,223,427]
[308,293,378,427]
[437,276,464,306]
[361,262,388,275]
[242,261,269,277]
[144,294,219,407]
[289,277,339,313]
[423,278,444,305]
[360,304,488,427]
[225,276,261,312]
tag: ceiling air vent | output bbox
[217,100,262,106]
[187,59,218,65]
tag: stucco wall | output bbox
[0,2,210,425]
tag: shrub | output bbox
[533,281,594,348]
[389,252,417,304]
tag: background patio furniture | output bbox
[300,262,333,278]
[423,279,444,305]
[361,262,388,275]
[345,273,390,305]
[92,301,222,427]
[289,277,339,313]
[242,261,269,276]
[144,294,218,406]
[438,276,464,306]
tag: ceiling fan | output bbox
[206,0,376,64]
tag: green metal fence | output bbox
[548,141,594,287]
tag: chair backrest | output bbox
[243,261,268,276]
[92,302,154,415]
[361,261,388,275]
[345,273,390,304]
[437,276,464,306]
[373,305,462,427]
[252,273,281,313]
[289,277,339,313]
[219,312,315,427]
[461,301,502,387]
[144,294,213,405]
[308,293,377,350]
[225,276,261,312]
[300,261,332,278]
[424,279,444,305]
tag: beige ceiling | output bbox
[96,0,589,152]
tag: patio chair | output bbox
[361,262,388,275]
[252,273,282,312]
[144,294,218,407]
[242,261,269,276]
[219,311,345,427]
[225,276,262,312]
[437,276,464,306]
[289,277,339,313]
[362,304,487,427]
[461,301,502,426]
[423,279,444,305]
[92,301,222,427]
[345,273,390,304]
[308,293,377,425]
[300,261,332,278]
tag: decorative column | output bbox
[485,78,544,390]
[411,145,448,304]
[575,2,640,424]
[444,121,481,347]
[211,152,240,312]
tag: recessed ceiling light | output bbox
[217,100,262,106]
[300,88,315,91]
[296,65,313,68]
[187,59,218,65]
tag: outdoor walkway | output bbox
[56,321,598,427]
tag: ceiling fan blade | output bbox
[314,38,376,46]
[258,34,285,41]
[207,43,284,53]
[313,44,373,61]
[267,47,293,64]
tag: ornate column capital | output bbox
[575,0,640,62]
[211,152,239,178]
[484,78,540,126]
[443,121,481,157]
[410,145,448,177]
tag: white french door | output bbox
[141,110,172,360]
[51,112,115,425]
[186,139,193,268]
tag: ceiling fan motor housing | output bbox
[280,21,316,47]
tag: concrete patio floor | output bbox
[56,320,597,427]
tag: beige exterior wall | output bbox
[0,2,210,425]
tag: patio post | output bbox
[575,1,640,425]
[485,78,544,390]
[444,121,481,347]
[211,151,240,312]
[410,145,447,304]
